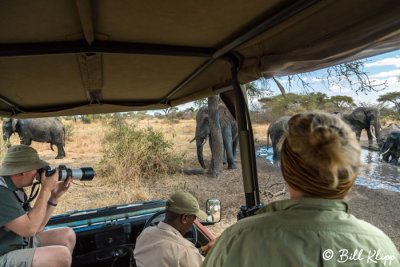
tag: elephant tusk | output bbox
[370,125,376,139]
[381,147,390,156]
[189,137,196,143]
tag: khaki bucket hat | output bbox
[166,191,208,221]
[0,145,49,176]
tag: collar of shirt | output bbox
[1,176,17,191]
[157,221,185,238]
[255,197,348,215]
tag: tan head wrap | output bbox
[281,139,356,199]
[280,112,360,199]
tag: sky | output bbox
[150,49,400,113]
[276,49,400,106]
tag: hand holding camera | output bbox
[37,165,95,182]
[37,165,95,200]
[40,168,59,193]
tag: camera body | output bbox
[39,165,95,181]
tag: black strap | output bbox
[12,182,40,211]
[13,188,28,210]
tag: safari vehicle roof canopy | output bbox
[1,0,400,118]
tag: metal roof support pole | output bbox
[225,55,262,219]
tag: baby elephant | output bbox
[380,130,400,165]
[2,118,66,159]
[267,116,290,160]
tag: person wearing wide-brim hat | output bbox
[0,145,75,267]
[134,191,215,267]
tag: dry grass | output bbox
[0,118,275,236]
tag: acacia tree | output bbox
[259,93,333,120]
[377,92,400,113]
[275,60,387,95]
[330,95,356,109]
[162,107,178,115]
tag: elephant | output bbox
[380,130,400,165]
[341,107,381,146]
[2,118,66,159]
[267,116,290,160]
[191,105,238,169]
[377,123,400,149]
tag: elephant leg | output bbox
[272,140,279,160]
[232,137,238,162]
[355,130,361,141]
[222,148,227,164]
[55,143,66,159]
[222,127,236,169]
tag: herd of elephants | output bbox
[193,106,400,167]
[2,106,400,167]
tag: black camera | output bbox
[38,165,95,181]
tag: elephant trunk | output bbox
[196,137,207,169]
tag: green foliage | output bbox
[133,111,150,120]
[100,117,184,183]
[258,92,355,122]
[259,93,327,121]
[64,123,74,141]
[329,95,356,109]
[193,99,208,110]
[62,116,74,121]
[380,107,400,121]
[81,115,92,124]
[378,92,400,113]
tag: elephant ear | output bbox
[352,109,367,124]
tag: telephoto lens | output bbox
[58,166,95,181]
[40,165,95,181]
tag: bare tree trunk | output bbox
[207,95,223,177]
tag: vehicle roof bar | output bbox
[0,41,214,58]
[225,55,262,218]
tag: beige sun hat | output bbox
[166,191,208,221]
[0,145,49,176]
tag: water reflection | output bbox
[357,149,400,192]
[255,146,275,164]
[256,146,400,192]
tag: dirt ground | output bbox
[7,118,398,250]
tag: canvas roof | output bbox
[1,0,400,118]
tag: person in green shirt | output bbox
[203,112,399,267]
[0,145,75,267]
